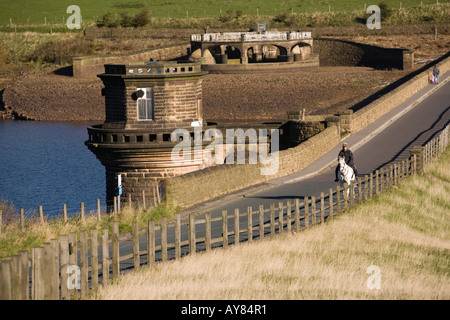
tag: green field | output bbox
[0,0,449,25]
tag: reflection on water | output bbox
[0,120,105,218]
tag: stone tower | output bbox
[85,61,209,207]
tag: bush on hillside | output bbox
[97,9,150,28]
[29,37,95,65]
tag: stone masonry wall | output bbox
[165,123,340,208]
[165,54,449,210]
[73,43,191,78]
[313,38,413,70]
[349,54,450,134]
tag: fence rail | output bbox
[0,124,448,300]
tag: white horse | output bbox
[337,156,356,196]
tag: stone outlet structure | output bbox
[190,31,314,64]
[85,61,210,206]
[85,61,281,207]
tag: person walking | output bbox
[433,66,440,84]
[335,142,358,182]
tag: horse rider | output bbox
[335,142,358,182]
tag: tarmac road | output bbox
[192,73,450,217]
[115,71,449,275]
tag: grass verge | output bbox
[0,202,180,259]
[92,146,450,300]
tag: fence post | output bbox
[278,202,284,234]
[68,232,78,299]
[234,208,240,245]
[205,212,212,251]
[311,196,316,225]
[142,190,146,209]
[80,202,85,222]
[349,183,355,207]
[320,193,325,223]
[336,186,341,214]
[343,184,348,210]
[102,229,109,286]
[20,209,25,230]
[97,199,101,221]
[133,222,140,269]
[32,247,44,300]
[410,147,424,175]
[365,175,370,200]
[91,229,99,292]
[405,158,410,177]
[394,163,398,185]
[357,178,362,204]
[0,258,12,300]
[304,196,309,228]
[0,210,2,236]
[161,217,168,262]
[62,204,67,222]
[328,188,334,219]
[375,170,379,195]
[10,251,29,300]
[270,203,275,237]
[222,210,228,248]
[175,213,181,259]
[111,222,120,281]
[286,201,292,233]
[80,231,88,299]
[247,206,253,242]
[147,220,155,266]
[50,239,59,300]
[294,199,300,232]
[39,206,44,225]
[259,205,264,239]
[189,214,196,254]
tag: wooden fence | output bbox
[0,124,448,300]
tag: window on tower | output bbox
[137,87,154,121]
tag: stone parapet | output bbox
[73,43,191,78]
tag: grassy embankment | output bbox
[0,0,449,26]
[0,202,181,260]
[0,2,448,75]
[92,145,450,300]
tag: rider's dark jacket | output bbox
[338,149,355,167]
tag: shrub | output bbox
[273,13,288,23]
[98,12,120,28]
[0,41,7,66]
[132,9,150,27]
[29,37,95,65]
[120,12,134,28]
[378,2,392,21]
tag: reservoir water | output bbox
[0,120,106,219]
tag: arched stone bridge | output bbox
[190,31,313,64]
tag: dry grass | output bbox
[93,147,450,300]
[0,203,179,259]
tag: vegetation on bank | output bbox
[0,2,448,32]
[0,2,448,74]
[93,146,450,300]
[0,201,180,259]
